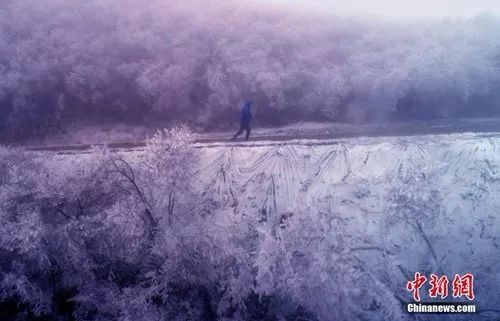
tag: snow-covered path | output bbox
[23,118,500,153]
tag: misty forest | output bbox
[0,0,500,140]
[1,1,500,321]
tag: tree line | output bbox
[0,0,499,140]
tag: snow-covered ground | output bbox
[23,118,500,149]
[32,132,500,320]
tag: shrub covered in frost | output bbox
[0,129,314,320]
[2,131,500,320]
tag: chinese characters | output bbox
[407,273,475,301]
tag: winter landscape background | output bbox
[1,0,500,142]
[1,0,500,320]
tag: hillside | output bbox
[15,131,499,320]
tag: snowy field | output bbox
[28,132,500,320]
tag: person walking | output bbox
[232,101,253,141]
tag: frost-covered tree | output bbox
[0,129,205,320]
[1,0,500,140]
[1,128,312,320]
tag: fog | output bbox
[271,0,500,18]
[0,0,499,139]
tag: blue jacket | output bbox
[241,101,253,121]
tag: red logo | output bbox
[429,274,449,299]
[452,273,475,301]
[407,272,427,302]
[407,273,475,302]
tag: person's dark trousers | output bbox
[232,119,251,140]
